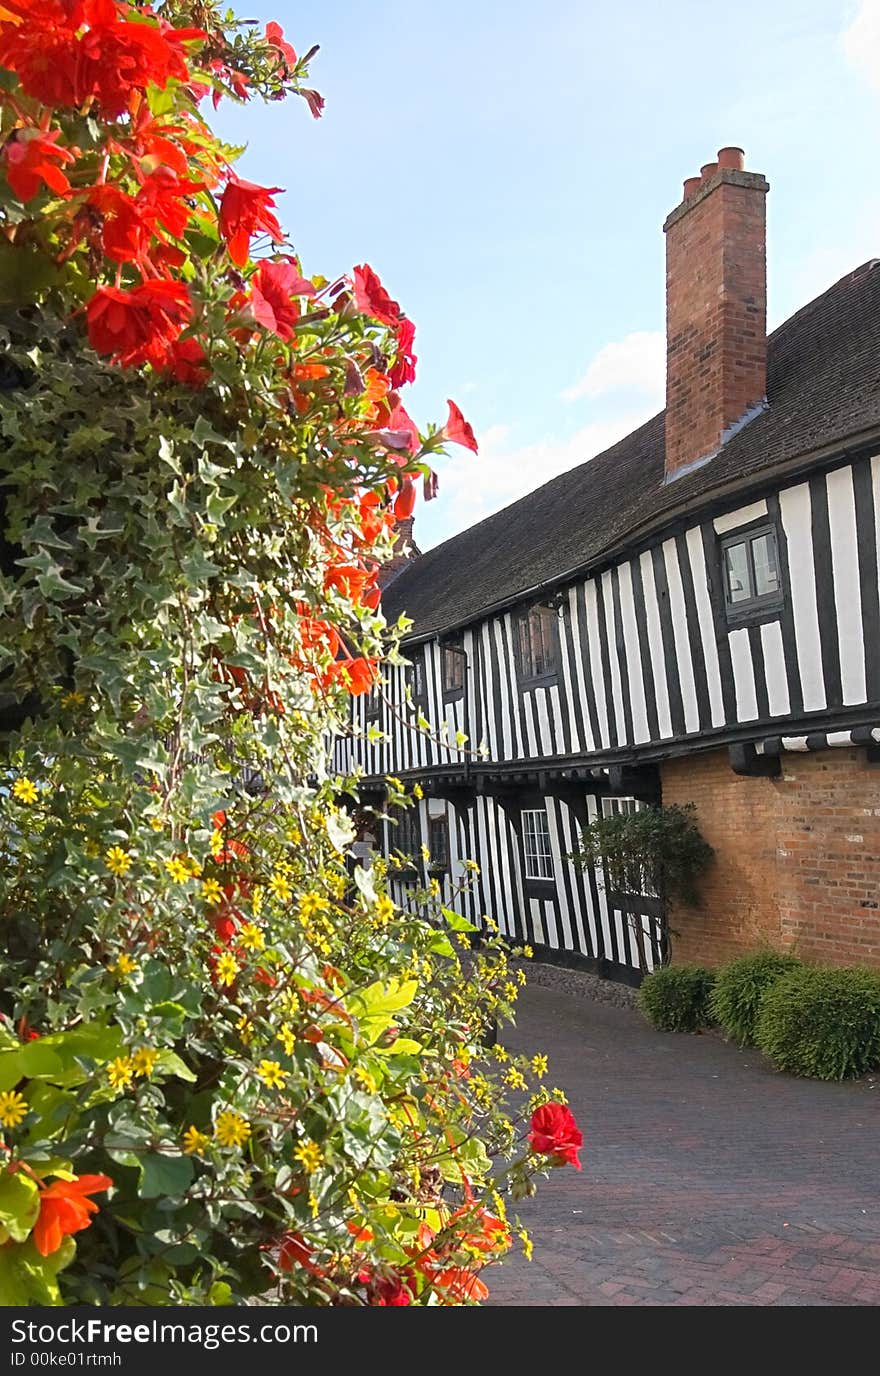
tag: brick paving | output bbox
[488,982,880,1306]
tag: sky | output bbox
[214,0,880,551]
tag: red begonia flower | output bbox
[387,401,421,455]
[167,335,209,387]
[86,280,192,369]
[219,176,284,267]
[443,399,478,453]
[389,316,417,389]
[32,1174,113,1258]
[136,168,203,240]
[393,477,417,521]
[352,264,401,327]
[85,185,152,264]
[528,1102,583,1170]
[265,21,297,69]
[3,129,75,203]
[248,259,311,339]
[301,88,324,119]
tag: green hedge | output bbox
[709,950,801,1046]
[755,965,880,1080]
[638,964,715,1033]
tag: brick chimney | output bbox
[377,515,421,589]
[664,147,769,482]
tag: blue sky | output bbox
[215,1,880,550]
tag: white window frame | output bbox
[522,808,554,881]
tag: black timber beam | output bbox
[729,743,781,777]
[607,764,661,802]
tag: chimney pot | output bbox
[683,176,702,200]
[717,145,745,170]
[700,161,718,182]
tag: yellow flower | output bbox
[107,1057,134,1091]
[149,816,164,833]
[519,1228,534,1262]
[492,1045,508,1063]
[373,894,394,926]
[182,1125,210,1155]
[105,846,132,878]
[0,1090,28,1128]
[60,690,85,709]
[215,951,239,987]
[504,1067,527,1091]
[522,944,534,959]
[429,877,440,898]
[531,1054,548,1078]
[111,953,137,978]
[298,892,327,920]
[131,1047,158,1079]
[239,922,265,952]
[202,877,223,905]
[286,824,302,846]
[412,783,423,800]
[352,1066,376,1093]
[293,1139,323,1174]
[257,1059,286,1089]
[551,1087,569,1105]
[185,855,202,878]
[464,859,480,874]
[165,856,191,884]
[420,844,431,864]
[236,1014,254,1045]
[251,885,264,917]
[210,828,224,857]
[214,1110,251,1148]
[280,988,300,1016]
[269,871,292,903]
[516,968,527,986]
[308,1191,319,1219]
[503,982,518,1002]
[277,1023,296,1056]
[11,777,38,805]
[491,1189,507,1222]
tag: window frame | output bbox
[427,814,450,873]
[389,806,421,875]
[521,807,554,882]
[719,520,784,624]
[516,603,560,687]
[363,684,381,725]
[441,642,465,702]
[405,649,428,710]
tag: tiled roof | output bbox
[384,260,880,639]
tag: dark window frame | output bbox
[405,649,428,710]
[363,685,382,724]
[427,814,450,873]
[389,806,421,877]
[516,603,560,687]
[719,519,785,625]
[441,641,465,702]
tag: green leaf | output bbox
[138,1153,194,1199]
[0,1171,39,1244]
[374,1038,422,1056]
[0,1236,75,1306]
[155,1049,196,1083]
[441,906,478,933]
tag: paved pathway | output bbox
[488,982,880,1306]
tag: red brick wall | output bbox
[661,746,880,969]
[664,167,769,479]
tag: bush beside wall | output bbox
[754,965,880,1081]
[709,950,801,1046]
[638,964,715,1033]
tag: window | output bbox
[441,644,465,697]
[517,604,559,683]
[364,686,381,724]
[428,815,450,871]
[391,807,421,867]
[522,808,554,881]
[406,652,427,707]
[720,524,782,619]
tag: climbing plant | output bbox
[0,0,580,1306]
[573,803,714,907]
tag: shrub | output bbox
[709,950,801,1045]
[755,965,880,1080]
[638,964,715,1033]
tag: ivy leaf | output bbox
[138,1153,194,1199]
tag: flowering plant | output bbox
[0,0,580,1305]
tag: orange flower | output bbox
[32,1174,112,1258]
[432,1266,489,1303]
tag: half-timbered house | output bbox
[335,148,880,983]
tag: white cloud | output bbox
[563,329,665,403]
[841,0,880,89]
[422,406,658,548]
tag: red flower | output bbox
[219,176,283,267]
[85,185,152,264]
[86,280,192,369]
[358,1266,413,1306]
[389,317,417,389]
[337,657,377,696]
[387,401,421,456]
[136,168,203,240]
[32,1174,112,1258]
[167,336,208,387]
[265,21,297,70]
[301,88,324,120]
[0,24,83,107]
[443,399,478,453]
[432,1267,489,1303]
[79,6,202,117]
[352,264,401,327]
[3,130,74,203]
[528,1102,583,1170]
[394,477,417,521]
[277,1230,323,1275]
[248,260,306,340]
